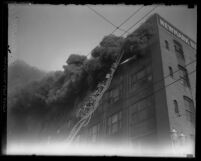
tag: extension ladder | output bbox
[66,51,125,143]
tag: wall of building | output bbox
[145,14,172,150]
[79,15,161,150]
[156,13,196,151]
[77,14,195,154]
[80,49,157,147]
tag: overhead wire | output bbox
[67,63,196,142]
[86,5,158,57]
[59,5,160,134]
[57,6,149,133]
[86,5,150,57]
[127,69,196,112]
[111,5,144,35]
[120,5,158,37]
[86,5,130,34]
[64,5,196,141]
[118,60,196,104]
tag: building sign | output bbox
[158,17,196,50]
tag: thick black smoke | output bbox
[121,22,154,61]
[8,22,154,141]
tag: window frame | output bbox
[131,97,154,125]
[130,65,152,89]
[173,40,185,61]
[137,68,146,80]
[109,87,120,104]
[89,123,101,142]
[178,65,190,87]
[183,96,195,124]
[107,111,122,135]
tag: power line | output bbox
[85,6,147,57]
[74,5,195,116]
[120,5,158,37]
[127,69,196,112]
[114,59,196,105]
[117,5,197,58]
[86,5,130,34]
[77,5,196,107]
[74,69,195,138]
[86,5,157,57]
[59,59,196,134]
[66,6,196,140]
[111,5,144,35]
[118,59,196,99]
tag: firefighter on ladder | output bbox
[70,58,120,141]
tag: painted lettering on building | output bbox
[159,18,196,50]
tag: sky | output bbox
[8,4,197,72]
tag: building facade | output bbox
[77,14,196,154]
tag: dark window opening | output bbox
[174,40,185,61]
[130,65,152,90]
[131,97,154,125]
[173,100,180,116]
[132,107,154,124]
[169,66,174,78]
[183,96,195,124]
[131,118,155,137]
[137,68,146,80]
[109,88,120,104]
[165,40,169,50]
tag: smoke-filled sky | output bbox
[8,4,197,72]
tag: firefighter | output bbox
[106,73,111,79]
[97,85,104,93]
[102,80,107,85]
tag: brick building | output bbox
[76,13,196,154]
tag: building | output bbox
[77,13,196,154]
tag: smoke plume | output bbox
[7,22,154,141]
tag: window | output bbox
[165,40,169,50]
[174,40,185,62]
[130,66,152,89]
[131,73,137,88]
[183,96,195,124]
[146,66,152,82]
[137,68,146,80]
[146,65,152,74]
[131,97,154,114]
[178,65,190,87]
[173,100,180,116]
[89,123,100,142]
[131,118,155,137]
[109,88,120,103]
[132,107,154,125]
[138,98,153,111]
[169,66,174,78]
[107,111,122,135]
[174,40,183,54]
[138,101,148,111]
